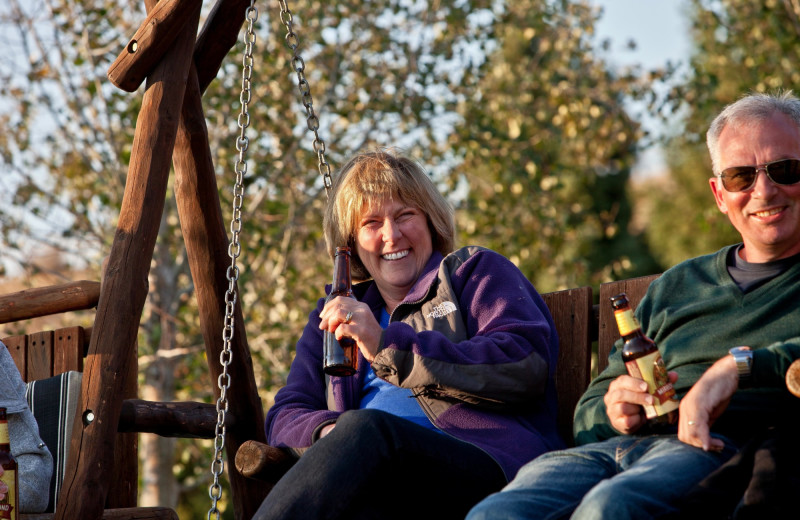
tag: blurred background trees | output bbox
[640,0,800,267]
[0,0,792,516]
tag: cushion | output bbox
[24,371,82,513]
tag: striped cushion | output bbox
[24,371,82,513]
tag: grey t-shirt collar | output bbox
[727,243,800,292]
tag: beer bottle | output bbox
[323,247,358,376]
[610,293,679,425]
[0,408,19,520]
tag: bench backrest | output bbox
[597,274,661,373]
[542,286,593,446]
[3,326,88,381]
[542,273,660,445]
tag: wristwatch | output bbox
[729,346,753,387]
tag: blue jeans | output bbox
[253,409,507,520]
[466,434,737,520]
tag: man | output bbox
[467,91,800,520]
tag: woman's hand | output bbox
[319,423,336,439]
[604,372,678,434]
[319,296,384,362]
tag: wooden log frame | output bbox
[50,0,267,518]
[0,281,101,325]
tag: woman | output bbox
[255,150,563,519]
[0,341,53,512]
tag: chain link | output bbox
[207,3,257,519]
[277,0,333,196]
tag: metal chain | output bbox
[277,0,333,196]
[207,3,257,519]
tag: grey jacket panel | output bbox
[1,342,55,513]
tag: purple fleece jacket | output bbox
[265,246,564,480]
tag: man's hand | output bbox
[604,372,679,434]
[678,354,739,451]
[604,374,653,434]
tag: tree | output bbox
[448,0,660,291]
[644,0,800,267]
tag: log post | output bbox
[54,3,202,518]
[107,0,203,92]
[172,62,268,518]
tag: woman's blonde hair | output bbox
[323,149,455,281]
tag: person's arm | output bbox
[265,298,343,449]
[0,344,53,513]
[679,340,800,451]
[572,344,634,444]
[373,248,558,407]
[10,411,53,512]
[678,353,738,451]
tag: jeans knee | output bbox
[466,493,515,520]
[572,483,644,520]
[336,408,393,431]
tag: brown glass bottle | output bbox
[323,247,358,376]
[610,293,679,425]
[0,408,19,520]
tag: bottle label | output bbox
[0,468,15,519]
[614,309,640,336]
[624,351,679,419]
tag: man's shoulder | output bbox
[657,245,735,282]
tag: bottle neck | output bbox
[614,307,643,338]
[331,253,352,294]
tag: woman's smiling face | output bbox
[355,197,433,309]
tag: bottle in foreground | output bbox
[323,246,358,376]
[610,293,679,425]
[0,408,19,520]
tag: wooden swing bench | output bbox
[4,273,800,517]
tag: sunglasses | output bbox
[717,158,800,192]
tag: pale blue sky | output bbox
[590,0,692,176]
[591,0,691,71]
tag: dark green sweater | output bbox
[574,245,800,446]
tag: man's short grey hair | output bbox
[706,90,800,175]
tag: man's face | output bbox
[709,112,800,262]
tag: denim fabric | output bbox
[254,409,506,520]
[467,434,737,520]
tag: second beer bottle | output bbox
[610,293,679,425]
[323,246,358,376]
[0,408,19,520]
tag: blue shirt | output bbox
[358,309,438,431]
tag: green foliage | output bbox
[646,0,800,267]
[449,0,659,291]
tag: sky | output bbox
[589,0,692,176]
